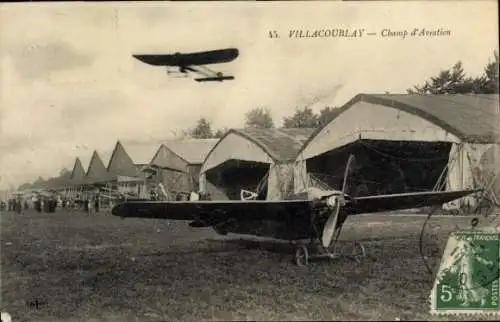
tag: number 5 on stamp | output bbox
[430,230,500,315]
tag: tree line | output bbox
[16,51,498,189]
[187,105,346,139]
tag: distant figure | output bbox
[88,197,94,215]
[83,198,89,213]
[14,199,22,214]
[43,198,50,213]
[50,198,57,213]
[94,195,100,213]
[34,196,42,213]
[109,200,114,214]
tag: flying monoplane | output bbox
[112,155,480,266]
[132,48,239,82]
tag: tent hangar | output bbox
[295,93,500,209]
[70,157,87,186]
[149,139,218,198]
[84,150,112,187]
[70,154,92,186]
[107,140,162,198]
[200,128,315,200]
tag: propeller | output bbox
[320,154,355,248]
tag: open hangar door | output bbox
[204,159,269,200]
[306,139,453,197]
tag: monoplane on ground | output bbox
[112,155,480,266]
[133,48,239,82]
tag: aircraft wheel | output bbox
[294,245,309,266]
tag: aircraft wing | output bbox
[111,199,312,222]
[133,48,239,67]
[346,189,481,215]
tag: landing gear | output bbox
[294,245,309,266]
[292,238,367,267]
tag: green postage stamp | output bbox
[430,229,500,315]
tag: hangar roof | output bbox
[365,94,499,143]
[300,94,500,155]
[232,128,315,162]
[120,139,164,165]
[70,157,86,181]
[69,157,87,183]
[85,150,112,183]
[351,94,497,143]
[204,128,315,170]
[164,139,219,164]
[77,153,93,173]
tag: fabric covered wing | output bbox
[111,199,312,222]
[132,48,239,67]
[346,189,480,215]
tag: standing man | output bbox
[15,196,22,214]
[94,193,100,213]
[88,195,94,215]
[34,193,41,213]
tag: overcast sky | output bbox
[0,1,498,189]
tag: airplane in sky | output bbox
[132,48,239,82]
[112,155,480,266]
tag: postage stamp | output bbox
[430,229,500,315]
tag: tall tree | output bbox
[244,107,274,129]
[408,52,499,94]
[282,106,319,128]
[482,50,499,94]
[408,61,474,94]
[190,118,213,139]
[213,127,229,138]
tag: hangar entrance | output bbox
[306,139,452,196]
[205,159,269,200]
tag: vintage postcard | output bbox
[0,1,498,321]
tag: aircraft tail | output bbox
[195,76,234,82]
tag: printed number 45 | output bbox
[440,285,453,302]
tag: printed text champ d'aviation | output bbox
[286,28,451,38]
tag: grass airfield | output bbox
[0,209,496,321]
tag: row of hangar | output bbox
[39,94,500,209]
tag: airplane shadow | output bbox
[132,235,427,268]
[133,238,292,259]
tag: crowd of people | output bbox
[1,192,107,215]
[0,186,213,215]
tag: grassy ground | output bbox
[0,209,496,321]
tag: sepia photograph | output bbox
[0,1,499,321]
